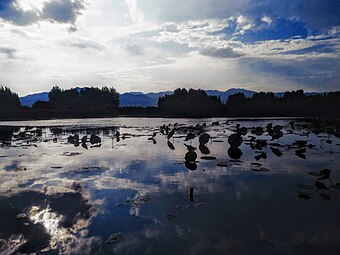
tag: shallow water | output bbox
[0,117,339,255]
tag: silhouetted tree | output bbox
[226,90,340,117]
[1,86,340,120]
[0,86,21,109]
[32,101,53,110]
[158,88,222,117]
[48,86,119,110]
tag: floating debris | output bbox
[165,212,179,221]
[251,127,264,136]
[228,133,242,148]
[90,134,101,144]
[250,162,262,166]
[115,202,128,208]
[185,151,197,162]
[251,167,270,172]
[309,169,331,178]
[199,133,210,145]
[254,152,267,161]
[297,184,314,190]
[315,181,329,190]
[173,161,183,165]
[184,144,196,151]
[319,193,330,200]
[201,156,217,160]
[185,161,198,171]
[67,134,79,144]
[130,195,151,208]
[185,204,194,210]
[16,213,26,219]
[217,162,231,167]
[167,129,175,140]
[295,148,307,159]
[185,133,195,142]
[165,141,175,151]
[81,135,87,144]
[298,193,312,200]
[62,152,83,157]
[253,139,267,150]
[237,127,247,136]
[106,233,124,243]
[333,183,340,189]
[228,147,243,159]
[199,144,210,155]
[293,140,308,147]
[173,205,185,210]
[270,147,283,157]
[15,166,27,171]
[194,203,207,208]
[81,166,101,170]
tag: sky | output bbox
[0,0,339,96]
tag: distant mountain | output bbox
[19,88,319,108]
[120,93,157,107]
[20,92,49,107]
[120,91,174,107]
[144,91,173,100]
[120,89,254,106]
[206,89,255,103]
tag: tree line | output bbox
[36,86,120,110]
[158,88,222,117]
[0,86,21,109]
[0,86,120,119]
[225,90,340,117]
[0,85,339,119]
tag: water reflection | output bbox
[0,118,340,254]
[0,190,96,254]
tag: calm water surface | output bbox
[0,118,339,255]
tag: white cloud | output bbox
[0,0,85,28]
[62,37,105,51]
[0,46,16,58]
[235,15,253,35]
[0,0,339,95]
[121,43,144,55]
[125,0,144,24]
[199,46,244,58]
[261,16,272,25]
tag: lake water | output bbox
[0,117,339,255]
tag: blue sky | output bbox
[0,0,339,95]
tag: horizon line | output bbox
[16,86,340,98]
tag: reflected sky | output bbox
[0,118,340,254]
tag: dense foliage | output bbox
[48,86,120,109]
[0,86,20,109]
[226,90,340,117]
[0,86,340,119]
[158,88,222,117]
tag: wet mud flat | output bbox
[0,117,340,254]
